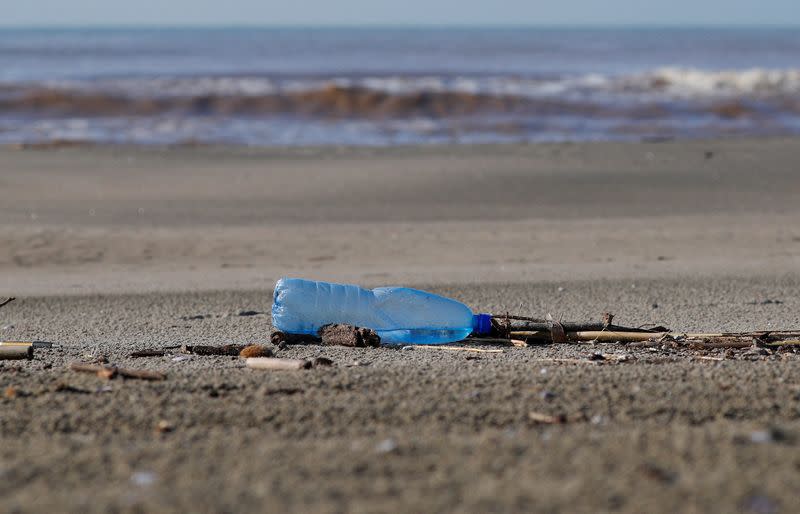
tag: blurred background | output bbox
[2,1,799,146]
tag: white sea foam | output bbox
[22,67,800,101]
[619,67,800,96]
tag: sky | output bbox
[2,0,799,27]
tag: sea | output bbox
[1,27,799,146]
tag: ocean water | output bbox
[1,27,800,146]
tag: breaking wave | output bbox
[2,67,800,145]
[3,68,800,119]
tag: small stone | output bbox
[539,390,556,401]
[156,420,174,433]
[748,427,788,444]
[375,438,398,454]
[590,415,606,425]
[741,494,778,514]
[749,430,773,444]
[131,471,156,487]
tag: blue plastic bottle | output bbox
[272,278,492,345]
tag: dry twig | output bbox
[412,346,503,354]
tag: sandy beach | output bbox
[2,139,800,513]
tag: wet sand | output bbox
[1,140,800,513]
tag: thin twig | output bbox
[0,297,15,310]
[531,358,598,364]
[462,337,515,345]
[413,346,503,354]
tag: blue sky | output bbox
[3,0,799,27]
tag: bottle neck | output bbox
[472,313,492,336]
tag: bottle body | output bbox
[272,278,476,344]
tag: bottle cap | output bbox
[472,313,493,336]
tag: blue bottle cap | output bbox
[472,313,493,336]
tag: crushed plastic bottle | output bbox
[272,278,492,345]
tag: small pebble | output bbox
[375,438,398,454]
[539,390,556,401]
[131,471,156,487]
[749,430,773,444]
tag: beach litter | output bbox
[268,278,800,358]
[272,278,492,345]
[0,345,33,360]
[245,356,335,371]
[245,357,312,371]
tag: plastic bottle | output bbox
[272,278,492,345]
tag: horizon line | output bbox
[2,22,800,30]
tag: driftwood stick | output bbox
[765,340,800,347]
[462,337,517,345]
[129,350,167,358]
[686,340,753,349]
[411,346,503,354]
[495,314,547,322]
[500,320,666,333]
[182,344,246,356]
